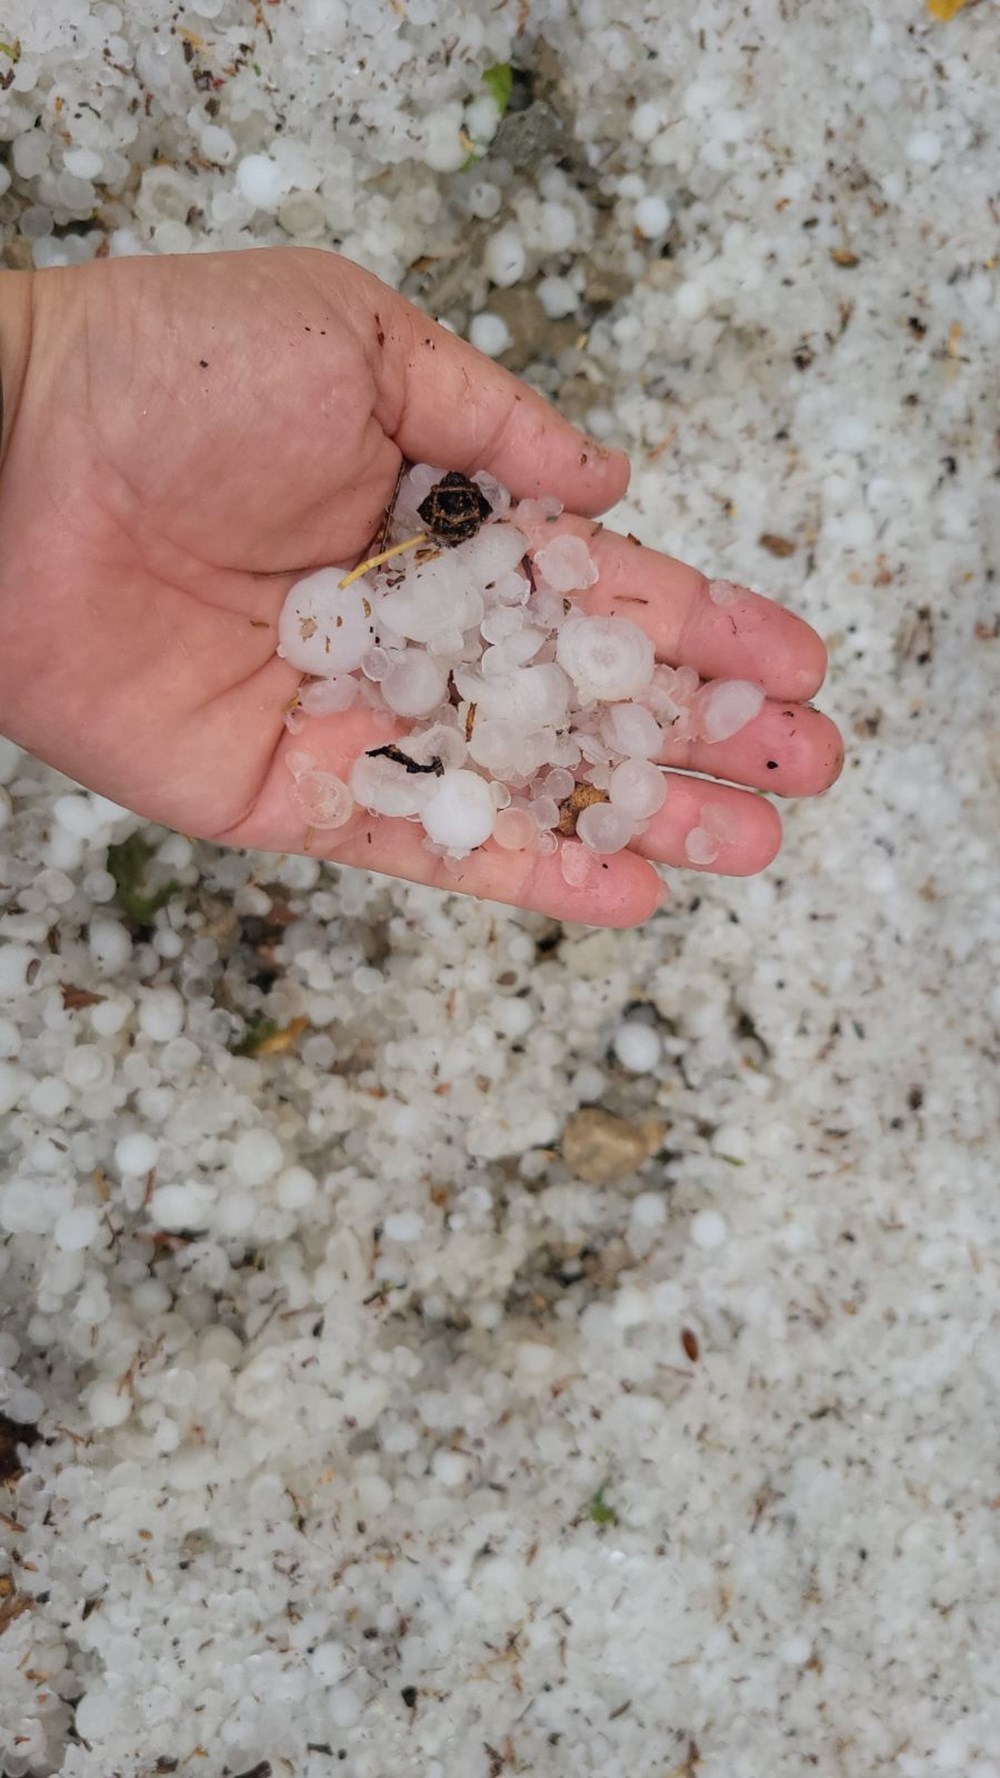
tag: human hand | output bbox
[0,248,841,927]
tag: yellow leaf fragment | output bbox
[254,1015,309,1055]
[927,0,969,18]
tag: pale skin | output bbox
[0,248,842,928]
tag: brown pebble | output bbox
[558,783,609,837]
[561,1107,666,1185]
[758,533,797,558]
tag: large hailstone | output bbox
[555,614,655,701]
[278,568,375,675]
[421,770,497,853]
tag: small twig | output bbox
[338,532,427,589]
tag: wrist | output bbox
[0,269,34,472]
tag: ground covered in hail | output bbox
[1,2,999,1775]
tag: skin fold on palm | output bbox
[0,248,843,928]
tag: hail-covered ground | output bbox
[1,3,999,1776]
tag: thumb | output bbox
[340,260,630,516]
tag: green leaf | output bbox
[588,1484,618,1526]
[231,1015,280,1058]
[482,62,513,116]
[719,1154,746,1167]
[106,833,181,927]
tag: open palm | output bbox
[0,248,841,926]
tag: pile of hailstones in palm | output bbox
[277,465,764,877]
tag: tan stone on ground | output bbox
[560,1107,667,1185]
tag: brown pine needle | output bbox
[339,533,428,589]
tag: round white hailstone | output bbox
[630,1191,667,1228]
[349,754,434,820]
[613,1021,662,1073]
[674,280,708,321]
[907,130,942,167]
[493,807,538,850]
[0,737,20,782]
[481,627,545,675]
[471,469,512,518]
[600,702,663,758]
[485,225,527,287]
[278,567,375,675]
[465,93,501,146]
[310,1641,351,1685]
[469,311,511,357]
[0,1016,19,1056]
[537,275,578,319]
[82,867,116,902]
[529,795,560,830]
[275,1166,317,1210]
[150,1182,216,1229]
[299,675,357,717]
[707,578,741,606]
[534,534,599,594]
[481,606,525,644]
[462,519,529,582]
[779,1634,813,1666]
[63,1045,112,1090]
[383,1211,425,1242]
[684,826,720,866]
[634,194,672,237]
[405,725,468,770]
[432,1449,469,1487]
[329,1686,363,1729]
[236,153,291,209]
[6,1383,42,1424]
[116,1131,160,1175]
[631,100,669,143]
[87,1382,132,1429]
[216,1191,258,1237]
[89,997,130,1037]
[544,766,576,800]
[13,132,48,178]
[0,945,37,996]
[467,179,502,219]
[608,758,667,820]
[423,107,466,173]
[538,200,577,252]
[200,1326,244,1367]
[28,1077,71,1120]
[290,769,355,830]
[376,556,482,644]
[153,220,192,255]
[696,679,765,742]
[381,652,449,717]
[64,145,103,179]
[691,1209,727,1249]
[556,615,654,701]
[421,770,496,852]
[559,841,599,889]
[232,1128,284,1186]
[53,794,100,839]
[54,1206,102,1252]
[456,663,571,726]
[0,1061,25,1117]
[138,987,185,1042]
[200,123,236,164]
[575,802,636,854]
